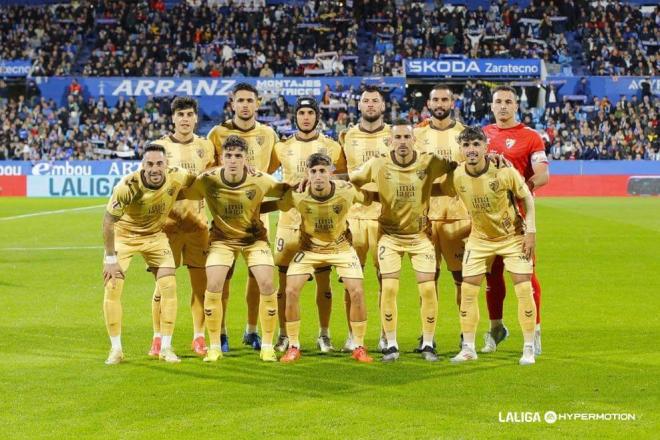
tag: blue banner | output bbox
[404,58,541,78]
[0,60,32,77]
[0,160,140,176]
[547,76,659,103]
[35,76,406,117]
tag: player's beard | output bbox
[431,107,451,121]
[362,112,383,123]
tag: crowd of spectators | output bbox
[359,0,658,77]
[0,2,94,76]
[0,82,171,161]
[581,2,659,76]
[83,0,360,77]
[2,77,657,161]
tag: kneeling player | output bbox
[277,153,373,363]
[443,127,538,365]
[184,136,289,362]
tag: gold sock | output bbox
[259,293,278,346]
[514,281,537,342]
[380,278,399,342]
[157,276,177,336]
[418,281,437,342]
[151,284,161,334]
[460,282,480,334]
[204,290,223,346]
[286,320,301,348]
[189,268,206,335]
[350,320,367,347]
[103,278,124,337]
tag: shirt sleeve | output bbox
[427,153,453,179]
[502,168,531,200]
[182,175,205,201]
[349,157,376,188]
[262,173,288,198]
[106,175,137,218]
[276,189,295,212]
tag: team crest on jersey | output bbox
[167,187,176,196]
[245,189,256,200]
[416,169,427,180]
[505,138,516,149]
[333,204,343,214]
[489,180,499,192]
[256,135,265,146]
[196,148,205,158]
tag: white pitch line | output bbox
[0,204,105,221]
[1,245,103,251]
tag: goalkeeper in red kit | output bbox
[482,85,549,356]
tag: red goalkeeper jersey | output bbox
[483,123,547,182]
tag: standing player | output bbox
[339,85,391,351]
[414,85,470,347]
[148,97,215,358]
[350,119,455,362]
[270,96,347,353]
[276,153,374,363]
[102,144,196,364]
[207,83,279,351]
[183,136,289,362]
[443,126,538,366]
[482,85,549,355]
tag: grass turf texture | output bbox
[0,197,658,439]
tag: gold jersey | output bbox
[350,151,453,236]
[414,120,468,221]
[106,167,196,239]
[340,124,391,220]
[151,134,215,233]
[443,163,531,241]
[279,181,372,254]
[185,168,286,246]
[207,120,278,173]
[273,133,347,229]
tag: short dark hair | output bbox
[431,84,453,95]
[457,126,488,144]
[306,152,333,169]
[391,117,412,128]
[171,96,198,114]
[232,82,259,98]
[144,143,166,155]
[223,135,248,152]
[491,85,518,101]
[361,85,385,100]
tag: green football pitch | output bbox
[0,197,658,439]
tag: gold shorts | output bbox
[116,232,175,271]
[167,229,209,268]
[206,240,274,268]
[377,233,436,275]
[431,219,470,272]
[347,218,379,267]
[287,248,363,281]
[462,235,533,278]
[261,212,271,238]
[273,226,300,268]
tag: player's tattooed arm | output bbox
[102,212,124,286]
[521,193,536,260]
